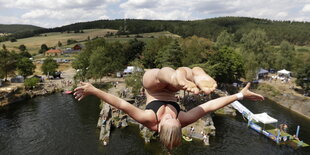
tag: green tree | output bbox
[181,36,212,66]
[196,47,244,83]
[155,40,182,68]
[58,41,62,47]
[276,40,295,70]
[19,44,27,52]
[124,38,145,64]
[241,29,270,79]
[41,57,59,76]
[215,30,234,48]
[24,77,40,90]
[39,44,49,54]
[141,37,174,68]
[72,38,106,81]
[296,62,310,93]
[16,57,36,78]
[243,52,259,80]
[19,51,32,58]
[125,60,145,96]
[88,42,126,80]
[67,39,78,45]
[241,29,268,52]
[0,49,17,81]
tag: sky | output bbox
[1,0,310,28]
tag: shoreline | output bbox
[0,85,65,107]
[254,89,310,120]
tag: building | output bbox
[72,44,82,51]
[45,49,62,56]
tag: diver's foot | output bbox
[194,77,217,94]
[178,79,200,94]
[192,67,217,94]
[174,70,199,94]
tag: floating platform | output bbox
[231,101,309,148]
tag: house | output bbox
[72,44,82,50]
[45,49,62,56]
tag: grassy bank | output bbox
[254,83,310,119]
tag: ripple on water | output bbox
[1,93,309,154]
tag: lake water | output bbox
[0,93,309,154]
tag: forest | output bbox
[1,17,309,93]
[1,17,310,45]
[70,30,310,93]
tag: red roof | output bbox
[46,49,62,53]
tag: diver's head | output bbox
[158,114,182,150]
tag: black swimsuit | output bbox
[145,100,181,129]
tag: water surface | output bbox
[0,94,309,154]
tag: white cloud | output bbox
[4,0,110,9]
[1,0,310,27]
[302,4,310,13]
[119,0,310,22]
[120,0,158,9]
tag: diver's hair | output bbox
[159,121,182,150]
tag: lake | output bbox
[0,93,309,154]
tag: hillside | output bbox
[1,17,310,45]
[53,17,310,45]
[0,29,179,54]
[0,24,43,33]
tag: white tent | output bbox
[252,112,278,124]
[277,69,291,75]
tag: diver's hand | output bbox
[74,82,97,101]
[240,83,264,101]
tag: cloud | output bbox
[302,4,310,13]
[120,0,193,20]
[0,0,116,27]
[4,0,110,9]
[1,0,310,27]
[120,0,159,9]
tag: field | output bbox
[0,29,117,54]
[0,29,180,54]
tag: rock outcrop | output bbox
[96,81,236,147]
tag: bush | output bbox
[67,39,78,45]
[257,83,281,97]
[24,77,40,89]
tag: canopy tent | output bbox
[277,69,291,75]
[258,68,269,74]
[252,112,278,124]
[256,68,269,79]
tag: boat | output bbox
[182,135,193,142]
[231,101,309,148]
[64,90,73,94]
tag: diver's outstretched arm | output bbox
[74,82,150,124]
[179,83,264,127]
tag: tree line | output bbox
[71,29,309,93]
[0,44,59,89]
[1,17,310,45]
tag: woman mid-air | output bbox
[74,67,264,150]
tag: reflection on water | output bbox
[0,94,309,154]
